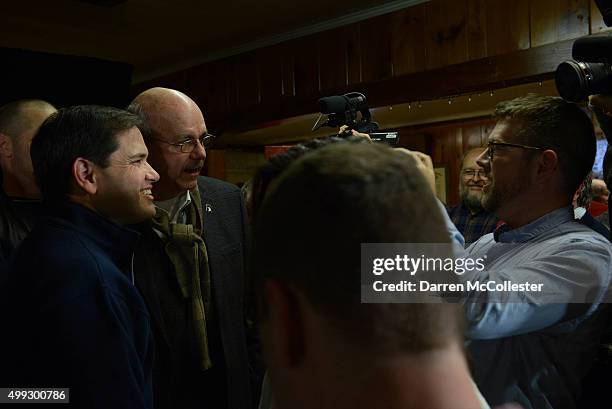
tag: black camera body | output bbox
[313,92,399,146]
[555,1,612,102]
[555,36,612,102]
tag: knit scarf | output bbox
[151,187,212,370]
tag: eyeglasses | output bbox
[462,169,488,179]
[150,134,216,153]
[486,141,545,160]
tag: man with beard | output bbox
[127,88,256,409]
[409,94,612,409]
[447,147,498,244]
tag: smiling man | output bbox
[128,88,255,409]
[447,147,499,244]
[0,105,159,408]
[455,95,611,409]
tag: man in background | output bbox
[447,147,498,244]
[0,99,56,260]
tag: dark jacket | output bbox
[0,190,42,262]
[0,202,154,409]
[133,176,259,409]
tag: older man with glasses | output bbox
[127,88,257,409]
[447,147,499,244]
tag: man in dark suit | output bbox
[128,88,256,409]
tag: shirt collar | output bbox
[155,190,192,223]
[496,206,574,243]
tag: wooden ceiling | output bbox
[0,0,420,81]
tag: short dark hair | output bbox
[494,94,596,195]
[0,99,56,140]
[249,135,368,220]
[31,105,145,203]
[252,143,463,355]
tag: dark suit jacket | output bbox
[133,177,258,409]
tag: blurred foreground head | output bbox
[252,143,476,409]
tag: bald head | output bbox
[0,100,57,141]
[128,88,208,200]
[129,88,204,138]
[0,99,57,198]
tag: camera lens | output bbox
[555,60,612,102]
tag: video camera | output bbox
[555,0,612,101]
[312,92,399,146]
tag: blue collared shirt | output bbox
[438,202,612,408]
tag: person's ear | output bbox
[0,133,14,159]
[72,157,97,195]
[263,280,305,368]
[536,149,558,180]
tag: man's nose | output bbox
[191,139,206,159]
[146,161,160,182]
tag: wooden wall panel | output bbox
[205,58,232,118]
[319,27,349,91]
[467,0,488,60]
[281,43,296,98]
[138,0,601,133]
[234,52,260,109]
[344,25,362,85]
[257,45,283,105]
[182,65,209,116]
[360,14,392,82]
[486,0,530,56]
[390,4,427,76]
[291,35,320,98]
[424,0,469,70]
[531,0,589,47]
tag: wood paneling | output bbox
[466,0,488,60]
[234,52,260,109]
[292,35,320,98]
[319,27,349,90]
[360,13,392,82]
[390,4,427,76]
[257,45,284,105]
[424,0,469,70]
[531,0,589,47]
[138,0,600,132]
[486,0,530,56]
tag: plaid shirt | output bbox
[446,202,499,244]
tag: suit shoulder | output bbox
[198,176,240,196]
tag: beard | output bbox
[482,173,531,213]
[460,186,484,213]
